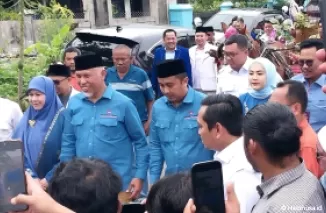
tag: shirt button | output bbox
[176,125,178,127]
[90,130,93,132]
[91,117,94,119]
[176,137,178,140]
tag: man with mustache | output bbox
[59,54,148,200]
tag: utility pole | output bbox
[18,0,24,106]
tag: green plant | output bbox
[0,0,74,103]
[0,5,20,20]
[192,0,221,12]
[294,12,312,29]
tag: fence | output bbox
[0,17,85,55]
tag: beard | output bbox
[83,92,93,98]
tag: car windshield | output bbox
[204,14,257,31]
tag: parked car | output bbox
[66,24,196,74]
[196,8,284,44]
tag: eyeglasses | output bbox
[298,59,314,67]
[53,77,68,85]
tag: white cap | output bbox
[282,6,289,13]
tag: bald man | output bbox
[105,45,154,135]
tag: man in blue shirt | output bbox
[292,39,326,132]
[60,54,148,199]
[149,59,214,185]
[106,45,154,135]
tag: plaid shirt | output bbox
[252,160,326,213]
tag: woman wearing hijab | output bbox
[12,76,65,188]
[239,57,282,114]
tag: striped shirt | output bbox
[105,65,154,122]
[252,160,326,213]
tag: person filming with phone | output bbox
[185,103,326,213]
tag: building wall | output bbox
[81,0,168,28]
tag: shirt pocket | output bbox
[181,119,199,142]
[98,118,121,140]
[155,120,173,143]
[70,117,84,137]
[308,100,326,122]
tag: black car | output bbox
[66,24,196,73]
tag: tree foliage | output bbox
[0,0,74,107]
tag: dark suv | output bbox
[66,24,196,73]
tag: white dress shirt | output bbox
[0,98,23,141]
[189,43,217,92]
[214,137,261,213]
[216,57,254,97]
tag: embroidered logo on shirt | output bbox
[100,110,117,119]
[184,111,197,120]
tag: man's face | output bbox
[269,87,301,119]
[64,52,78,71]
[48,76,70,96]
[158,75,187,103]
[195,32,207,46]
[163,32,177,50]
[299,47,323,80]
[76,67,105,97]
[224,43,248,70]
[112,48,132,73]
[197,106,216,150]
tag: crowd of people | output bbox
[0,17,326,213]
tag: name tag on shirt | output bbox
[184,111,197,120]
[100,111,118,119]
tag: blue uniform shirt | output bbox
[105,65,154,122]
[292,74,326,132]
[239,93,270,114]
[60,85,148,190]
[149,87,214,184]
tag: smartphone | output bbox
[320,0,326,48]
[191,160,225,213]
[0,140,28,212]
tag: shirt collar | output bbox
[257,158,305,198]
[215,136,243,164]
[228,57,253,73]
[296,74,326,87]
[163,86,195,105]
[81,85,114,100]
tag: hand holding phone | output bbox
[191,161,225,213]
[0,140,28,212]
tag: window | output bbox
[205,14,257,31]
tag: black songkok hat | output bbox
[195,26,206,33]
[46,64,71,77]
[156,59,185,78]
[74,54,103,71]
[204,26,214,32]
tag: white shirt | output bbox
[214,137,261,213]
[216,57,254,97]
[189,43,217,91]
[67,87,80,108]
[0,98,23,141]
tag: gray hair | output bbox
[113,44,132,56]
